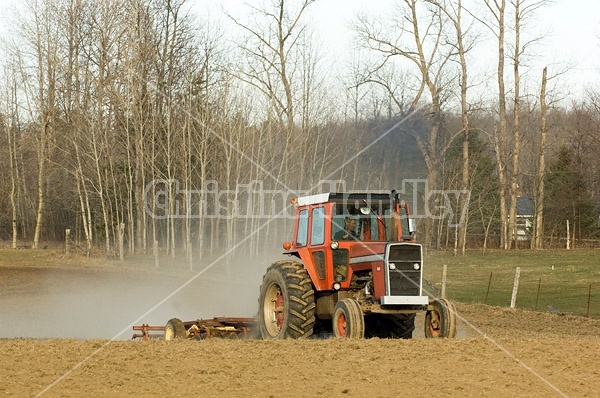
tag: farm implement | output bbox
[133,317,256,341]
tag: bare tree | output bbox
[226,0,316,202]
[228,0,314,131]
[427,0,475,254]
[20,0,61,249]
[508,0,550,248]
[355,0,464,247]
[476,0,549,248]
[478,0,510,249]
[2,61,22,249]
[533,66,547,248]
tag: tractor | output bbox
[257,191,457,339]
[132,190,457,341]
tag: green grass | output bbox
[423,249,600,318]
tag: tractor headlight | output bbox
[413,263,420,270]
[330,241,339,250]
[333,282,341,290]
[389,263,396,270]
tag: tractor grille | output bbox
[385,243,422,296]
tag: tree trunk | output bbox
[7,102,18,249]
[534,67,548,249]
[496,0,509,250]
[508,0,522,250]
[32,123,48,249]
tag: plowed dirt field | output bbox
[1,263,598,397]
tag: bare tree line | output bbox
[0,0,598,263]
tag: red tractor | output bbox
[132,190,457,341]
[257,191,457,339]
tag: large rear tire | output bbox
[386,314,415,339]
[332,298,365,338]
[164,318,186,341]
[258,260,316,339]
[424,298,457,338]
[365,314,415,339]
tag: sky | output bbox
[1,0,599,100]
[203,0,600,100]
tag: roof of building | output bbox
[516,196,534,216]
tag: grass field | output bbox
[424,249,600,319]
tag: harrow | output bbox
[133,317,256,341]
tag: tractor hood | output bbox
[348,242,387,265]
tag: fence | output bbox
[425,262,598,319]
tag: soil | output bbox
[1,262,598,397]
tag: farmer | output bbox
[334,216,357,240]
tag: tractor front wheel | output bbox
[258,260,316,339]
[332,298,365,338]
[164,318,186,341]
[424,298,457,338]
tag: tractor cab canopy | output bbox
[292,191,415,246]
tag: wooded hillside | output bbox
[1,0,598,263]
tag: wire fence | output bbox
[459,233,600,250]
[426,265,598,319]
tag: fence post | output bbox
[587,284,592,318]
[65,228,71,254]
[534,277,541,311]
[119,223,125,262]
[510,267,521,309]
[485,272,493,304]
[441,264,447,299]
[566,220,570,250]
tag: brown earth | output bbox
[1,263,599,397]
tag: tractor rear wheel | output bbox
[388,314,416,339]
[164,318,186,341]
[332,298,365,338]
[258,260,316,339]
[424,298,457,338]
[365,314,415,339]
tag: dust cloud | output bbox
[0,249,290,340]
